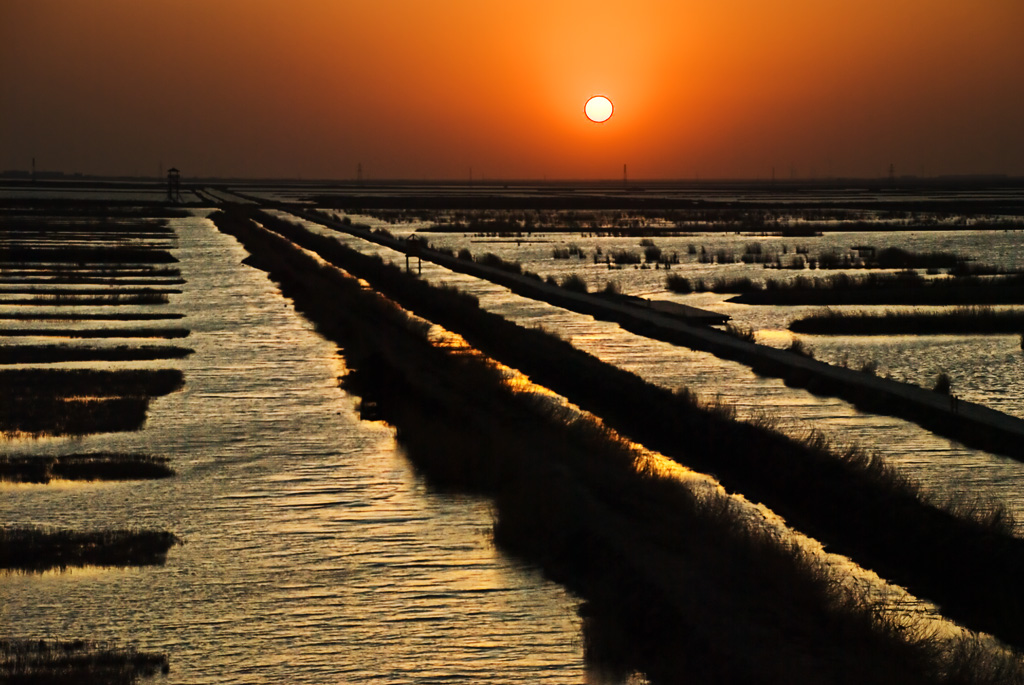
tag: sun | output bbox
[584,95,613,123]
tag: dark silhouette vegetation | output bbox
[0,453,174,483]
[0,247,178,264]
[720,271,1024,305]
[791,306,1024,335]
[0,327,190,338]
[0,312,185,321]
[0,639,170,684]
[213,206,1024,659]
[0,292,171,306]
[0,368,184,435]
[212,206,1024,683]
[0,286,180,296]
[0,344,193,364]
[0,527,181,572]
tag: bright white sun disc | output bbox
[585,95,613,123]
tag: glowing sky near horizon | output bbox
[1,0,1022,180]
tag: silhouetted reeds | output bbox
[559,273,588,293]
[790,306,1024,335]
[666,274,759,293]
[0,247,178,264]
[0,327,190,339]
[0,368,183,435]
[0,292,171,306]
[0,286,180,296]
[0,344,193,364]
[0,453,174,483]
[0,312,184,321]
[0,639,169,684]
[0,265,180,278]
[0,368,184,396]
[0,527,181,572]
[732,271,1024,305]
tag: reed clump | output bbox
[0,453,174,483]
[0,312,185,321]
[0,368,184,435]
[559,273,589,293]
[0,526,181,572]
[732,271,1024,305]
[0,246,178,264]
[0,327,190,338]
[0,639,169,684]
[0,292,171,306]
[0,344,193,364]
[790,306,1024,335]
[0,286,180,297]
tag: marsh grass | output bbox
[0,527,181,572]
[0,247,178,264]
[559,273,588,293]
[0,368,184,435]
[0,292,171,306]
[0,344,193,364]
[213,207,1024,680]
[0,368,184,396]
[0,276,186,286]
[1,290,171,305]
[0,327,190,339]
[733,272,1024,305]
[0,265,181,278]
[0,639,169,684]
[0,312,185,321]
[790,306,1024,335]
[0,287,181,296]
[0,453,174,484]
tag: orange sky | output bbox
[2,0,1022,180]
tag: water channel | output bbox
[1,214,600,684]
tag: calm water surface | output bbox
[1,215,602,684]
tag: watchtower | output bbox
[166,167,182,202]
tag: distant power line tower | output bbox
[166,168,182,202]
[356,162,363,183]
[888,163,896,182]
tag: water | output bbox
[1,214,596,684]
[296,211,1024,529]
